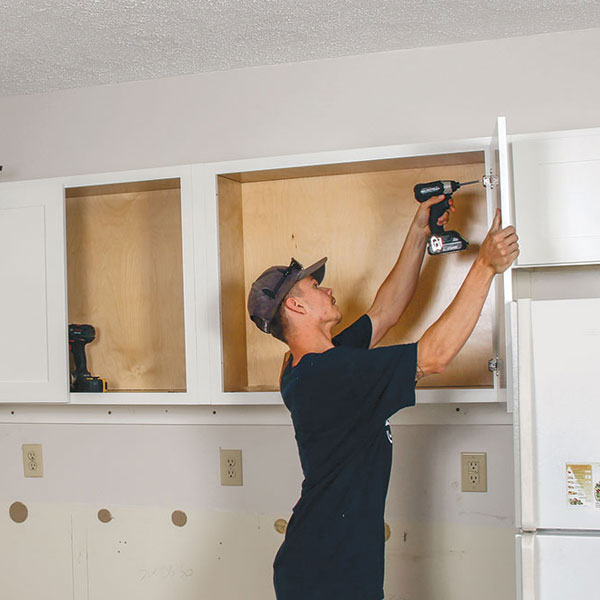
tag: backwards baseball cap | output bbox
[248,257,327,334]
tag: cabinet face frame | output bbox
[201,133,510,406]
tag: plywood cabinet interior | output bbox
[218,152,494,393]
[66,178,187,392]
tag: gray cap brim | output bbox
[272,256,327,310]
[296,257,327,286]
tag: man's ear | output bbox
[283,295,305,315]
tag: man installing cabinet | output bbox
[247,194,518,600]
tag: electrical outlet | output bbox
[22,444,44,478]
[461,452,486,492]
[220,449,243,486]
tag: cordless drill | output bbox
[414,179,481,255]
[68,324,107,392]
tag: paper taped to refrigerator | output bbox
[566,463,600,508]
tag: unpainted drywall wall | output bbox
[1,424,514,600]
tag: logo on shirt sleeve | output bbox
[385,420,393,444]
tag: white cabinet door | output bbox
[512,128,600,265]
[517,533,600,600]
[0,180,69,403]
[516,298,600,531]
[488,116,517,407]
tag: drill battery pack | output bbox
[72,374,107,393]
[427,230,469,255]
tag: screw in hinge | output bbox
[488,356,500,374]
[482,170,499,190]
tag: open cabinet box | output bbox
[215,150,498,400]
[65,177,188,395]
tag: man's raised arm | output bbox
[417,209,519,378]
[367,194,451,347]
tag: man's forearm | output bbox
[417,257,495,375]
[416,208,519,376]
[369,224,428,328]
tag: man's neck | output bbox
[287,326,335,367]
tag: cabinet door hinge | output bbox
[488,356,500,374]
[482,171,499,190]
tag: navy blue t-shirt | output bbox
[274,314,418,600]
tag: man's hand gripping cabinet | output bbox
[414,179,482,255]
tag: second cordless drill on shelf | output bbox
[69,324,107,392]
[414,179,481,255]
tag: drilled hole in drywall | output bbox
[456,407,461,412]
[213,411,217,415]
[108,411,112,415]
[172,510,187,527]
[9,502,28,523]
[274,519,288,534]
[11,411,14,415]
[98,509,113,523]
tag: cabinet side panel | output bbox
[217,177,249,392]
[241,163,492,390]
[66,188,186,391]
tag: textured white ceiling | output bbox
[2,0,600,97]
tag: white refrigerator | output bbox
[514,297,600,599]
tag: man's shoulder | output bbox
[332,314,372,349]
[281,345,367,397]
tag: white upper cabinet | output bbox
[62,166,201,405]
[0,166,201,405]
[0,180,69,403]
[9,118,600,410]
[511,127,600,266]
[203,118,512,406]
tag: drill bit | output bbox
[459,179,480,187]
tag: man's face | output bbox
[293,276,342,325]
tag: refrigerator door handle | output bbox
[517,533,537,600]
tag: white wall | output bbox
[2,27,600,600]
[1,28,599,182]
